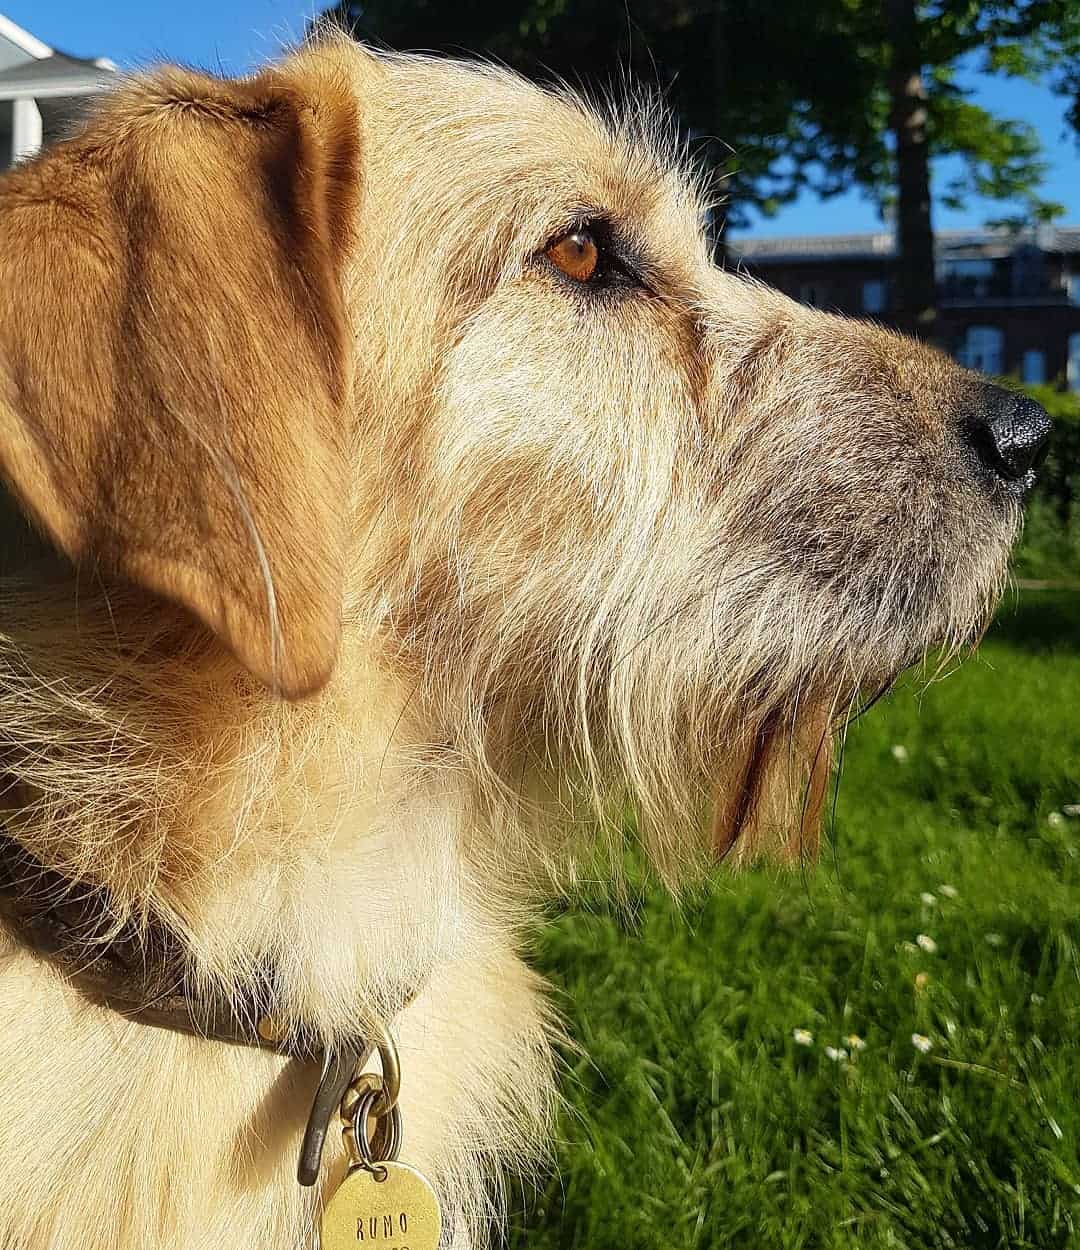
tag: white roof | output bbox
[0,11,114,99]
[0,51,115,100]
[0,12,52,65]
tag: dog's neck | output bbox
[0,823,314,1056]
[0,571,481,1029]
[0,818,430,1187]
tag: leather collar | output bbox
[0,827,383,1186]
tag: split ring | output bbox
[345,1085,403,1176]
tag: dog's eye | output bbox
[541,220,645,294]
[545,229,600,283]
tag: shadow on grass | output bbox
[990,586,1080,653]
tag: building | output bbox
[0,12,114,168]
[729,226,1080,392]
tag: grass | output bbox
[509,589,1080,1250]
[1014,496,1080,586]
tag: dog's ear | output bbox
[0,49,360,698]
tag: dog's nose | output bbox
[965,385,1052,493]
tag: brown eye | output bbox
[545,229,599,283]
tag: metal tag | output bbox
[321,1162,441,1250]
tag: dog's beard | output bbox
[425,520,1014,886]
[711,701,833,865]
[702,530,1013,869]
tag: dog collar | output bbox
[0,827,402,1186]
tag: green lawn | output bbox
[510,589,1080,1250]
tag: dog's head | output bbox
[0,40,1050,878]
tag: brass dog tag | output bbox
[321,1162,441,1249]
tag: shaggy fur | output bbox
[0,35,1019,1250]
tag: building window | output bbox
[1021,350,1046,385]
[957,325,1004,375]
[1068,272,1080,305]
[940,257,996,299]
[1069,334,1080,395]
[861,280,886,314]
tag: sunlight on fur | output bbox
[0,32,1023,1250]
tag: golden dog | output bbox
[0,33,1050,1250]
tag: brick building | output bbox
[729,227,1080,392]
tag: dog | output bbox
[0,32,1050,1250]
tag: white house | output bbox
[0,12,114,168]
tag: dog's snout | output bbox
[964,385,1052,494]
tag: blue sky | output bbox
[13,0,1080,239]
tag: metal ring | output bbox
[347,1086,402,1172]
[371,1028,400,1116]
[340,1072,383,1128]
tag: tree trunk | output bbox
[711,0,730,266]
[887,0,937,339]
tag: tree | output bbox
[887,0,937,336]
[1018,0,1080,138]
[871,0,1075,335]
[319,0,887,250]
[321,0,1075,331]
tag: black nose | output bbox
[965,385,1052,494]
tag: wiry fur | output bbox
[0,36,1019,1250]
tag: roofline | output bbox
[729,229,1080,263]
[730,250,890,264]
[0,78,111,101]
[0,13,52,59]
